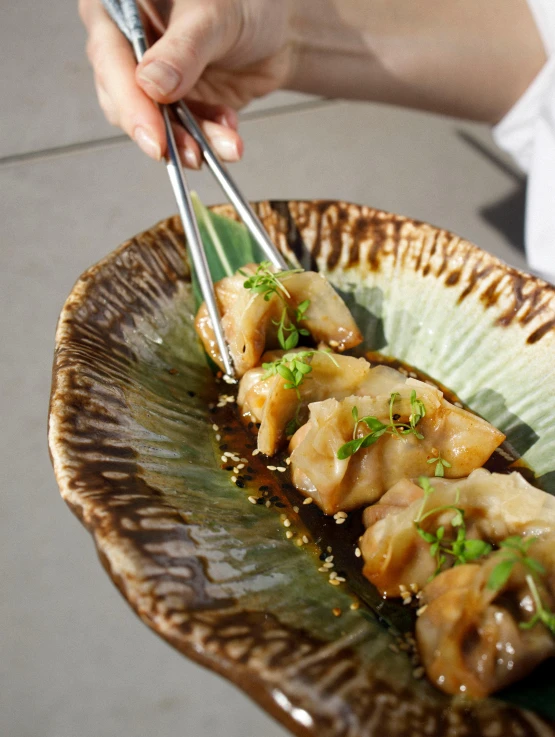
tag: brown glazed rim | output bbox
[49,201,555,737]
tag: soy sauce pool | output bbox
[208,352,529,634]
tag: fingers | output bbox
[82,0,165,159]
[171,116,243,169]
[136,0,240,102]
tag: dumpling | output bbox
[195,264,362,376]
[288,380,505,515]
[360,469,555,597]
[238,352,380,456]
[416,554,555,697]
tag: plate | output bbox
[49,200,555,736]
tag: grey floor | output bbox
[0,4,534,737]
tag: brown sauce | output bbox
[209,353,533,634]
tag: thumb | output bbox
[136,2,239,102]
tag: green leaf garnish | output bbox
[427,451,452,477]
[336,391,427,459]
[487,536,545,591]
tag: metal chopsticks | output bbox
[101,0,288,378]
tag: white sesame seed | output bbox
[402,597,412,606]
[329,571,337,580]
[302,497,313,505]
[231,476,237,484]
[327,546,332,553]
[224,452,233,458]
[318,567,327,573]
[286,530,294,539]
[334,511,348,519]
[350,601,360,611]
[267,465,277,471]
[329,579,341,586]
[221,456,227,462]
[325,555,334,562]
[355,547,361,558]
[233,467,239,474]
[285,457,291,465]
[399,584,407,593]
[265,500,271,508]
[283,519,291,528]
[293,506,299,513]
[248,496,257,504]
[240,458,248,463]
[252,449,260,456]
[335,576,346,583]
[216,402,225,408]
[237,463,245,470]
[302,535,309,544]
[416,605,428,617]
[410,583,419,593]
[335,518,346,525]
[215,434,221,441]
[329,340,339,347]
[295,538,304,546]
[212,424,219,431]
[276,467,286,473]
[323,562,334,569]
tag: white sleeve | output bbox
[492,0,555,284]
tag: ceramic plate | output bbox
[49,201,555,737]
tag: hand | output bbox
[79,0,293,166]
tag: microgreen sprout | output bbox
[336,391,427,460]
[240,262,312,351]
[520,575,555,636]
[262,349,339,436]
[427,451,452,477]
[487,536,544,591]
[413,477,491,578]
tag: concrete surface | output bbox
[0,3,533,737]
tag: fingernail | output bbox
[184,148,200,169]
[134,126,162,160]
[138,61,181,95]
[212,136,240,161]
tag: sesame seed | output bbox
[412,667,425,680]
[293,506,299,513]
[327,546,332,553]
[286,530,294,539]
[402,597,412,606]
[332,607,342,617]
[248,496,257,504]
[335,576,346,583]
[329,340,339,348]
[212,424,219,431]
[283,519,291,528]
[302,497,313,505]
[399,584,407,593]
[233,467,239,474]
[295,538,304,547]
[323,562,334,569]
[355,547,361,558]
[318,567,327,573]
[267,465,277,471]
[240,458,248,463]
[252,449,260,456]
[334,511,348,519]
[335,518,346,525]
[325,555,334,562]
[388,644,400,654]
[231,475,237,483]
[350,601,360,611]
[265,500,271,508]
[329,571,337,580]
[237,463,245,470]
[221,456,227,462]
[416,605,428,617]
[329,579,341,586]
[215,434,221,441]
[302,535,309,544]
[276,467,286,473]
[285,457,291,465]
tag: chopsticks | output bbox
[100,0,289,378]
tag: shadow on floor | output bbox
[457,130,527,255]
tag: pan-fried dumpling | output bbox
[360,469,555,596]
[195,264,362,376]
[416,555,555,697]
[288,381,505,515]
[238,353,394,456]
